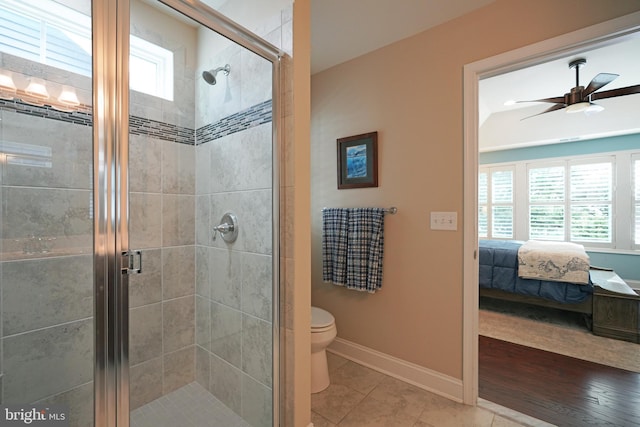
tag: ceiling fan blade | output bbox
[521,103,566,120]
[517,96,565,104]
[590,84,640,101]
[583,73,618,97]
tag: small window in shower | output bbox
[0,0,174,100]
[129,38,174,101]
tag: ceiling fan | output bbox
[520,58,640,119]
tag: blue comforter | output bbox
[479,239,592,304]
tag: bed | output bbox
[479,239,640,342]
[479,239,593,313]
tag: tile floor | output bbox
[130,382,250,427]
[311,352,555,427]
[129,353,554,427]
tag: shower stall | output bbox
[0,0,287,425]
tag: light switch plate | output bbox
[430,211,457,231]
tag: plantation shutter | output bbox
[529,166,565,240]
[0,2,174,100]
[0,5,91,76]
[478,172,488,238]
[634,158,640,246]
[45,25,91,76]
[0,9,41,63]
[570,162,612,243]
[491,170,513,238]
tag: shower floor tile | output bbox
[130,382,251,427]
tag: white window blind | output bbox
[0,8,41,63]
[478,166,514,239]
[569,162,612,243]
[528,161,613,243]
[481,152,637,250]
[0,2,92,76]
[0,0,174,100]
[634,156,640,246]
[492,170,513,238]
[478,172,488,238]
[528,166,565,240]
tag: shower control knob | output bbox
[213,223,233,233]
[212,212,238,243]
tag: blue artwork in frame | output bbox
[337,131,378,189]
[346,144,367,178]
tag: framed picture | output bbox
[337,131,378,189]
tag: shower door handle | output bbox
[122,250,142,275]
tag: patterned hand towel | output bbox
[322,208,349,286]
[322,207,386,293]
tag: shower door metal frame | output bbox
[92,0,283,425]
[93,0,131,426]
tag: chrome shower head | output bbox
[202,64,231,85]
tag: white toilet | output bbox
[310,306,337,393]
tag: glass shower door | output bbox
[0,0,95,425]
[127,1,279,426]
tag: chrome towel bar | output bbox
[322,206,397,214]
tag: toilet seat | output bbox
[311,324,335,333]
[311,306,335,331]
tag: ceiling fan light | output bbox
[565,101,590,114]
[585,103,604,115]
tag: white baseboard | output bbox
[328,338,464,403]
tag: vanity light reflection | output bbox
[0,68,84,111]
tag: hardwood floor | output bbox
[479,336,640,426]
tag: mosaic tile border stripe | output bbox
[0,98,93,127]
[196,99,272,145]
[0,98,272,145]
[129,116,194,145]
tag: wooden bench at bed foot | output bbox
[592,285,640,344]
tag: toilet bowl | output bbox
[311,306,337,393]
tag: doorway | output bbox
[462,10,640,406]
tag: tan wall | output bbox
[292,0,312,425]
[310,0,640,379]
